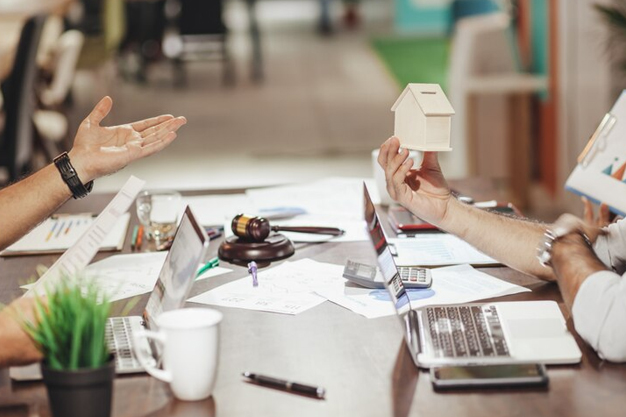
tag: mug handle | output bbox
[133,330,172,383]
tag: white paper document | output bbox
[25,176,146,296]
[242,178,378,242]
[246,177,372,217]
[21,254,232,301]
[316,264,530,319]
[2,213,130,256]
[389,235,499,266]
[187,259,345,315]
[196,266,233,281]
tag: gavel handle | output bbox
[272,226,345,236]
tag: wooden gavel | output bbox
[231,214,345,243]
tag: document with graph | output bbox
[566,91,626,216]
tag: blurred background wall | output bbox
[0,0,621,220]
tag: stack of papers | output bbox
[188,259,529,318]
[21,252,232,302]
[317,264,529,319]
[389,235,499,266]
[2,213,130,256]
[180,178,377,243]
[188,259,344,315]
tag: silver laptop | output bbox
[363,184,582,368]
[11,206,209,380]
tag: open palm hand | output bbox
[68,96,187,182]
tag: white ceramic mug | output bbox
[133,308,223,401]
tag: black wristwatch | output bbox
[53,152,93,199]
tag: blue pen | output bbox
[248,261,258,287]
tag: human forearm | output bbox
[0,164,72,250]
[439,198,554,280]
[550,233,609,310]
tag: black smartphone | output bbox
[430,364,549,389]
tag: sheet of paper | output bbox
[2,213,130,256]
[181,194,254,226]
[196,266,232,281]
[21,254,232,300]
[565,91,626,216]
[26,176,146,296]
[187,259,345,315]
[316,264,530,319]
[389,235,499,266]
[81,252,167,302]
[246,177,377,218]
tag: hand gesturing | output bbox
[68,96,187,182]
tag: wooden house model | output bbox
[391,83,455,151]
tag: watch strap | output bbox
[53,152,93,199]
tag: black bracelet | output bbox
[53,152,93,199]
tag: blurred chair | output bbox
[33,30,85,161]
[0,15,46,182]
[445,12,546,208]
[163,0,234,86]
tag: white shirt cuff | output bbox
[572,270,626,361]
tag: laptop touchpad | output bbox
[506,318,565,339]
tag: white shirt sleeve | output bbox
[572,270,626,362]
[571,219,626,362]
[593,219,626,274]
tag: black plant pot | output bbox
[41,358,115,417]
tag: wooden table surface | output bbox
[0,181,625,417]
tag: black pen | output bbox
[242,372,326,399]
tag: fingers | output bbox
[582,197,593,224]
[386,149,412,200]
[137,132,178,158]
[599,204,610,227]
[87,96,113,126]
[141,117,187,145]
[133,114,175,134]
[385,136,401,168]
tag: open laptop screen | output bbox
[143,206,209,327]
[363,185,411,315]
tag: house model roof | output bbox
[391,83,455,116]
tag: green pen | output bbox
[196,257,220,278]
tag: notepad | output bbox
[1,212,130,256]
[565,91,626,215]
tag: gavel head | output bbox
[231,214,271,242]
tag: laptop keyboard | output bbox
[425,305,510,358]
[105,317,142,371]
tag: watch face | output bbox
[537,230,556,267]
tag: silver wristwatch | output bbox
[536,229,558,267]
[536,229,592,268]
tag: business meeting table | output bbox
[0,179,625,417]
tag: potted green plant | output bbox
[21,278,114,417]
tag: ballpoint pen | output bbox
[136,225,144,251]
[131,225,139,251]
[196,257,220,278]
[248,261,258,287]
[242,372,325,399]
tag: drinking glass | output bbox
[136,190,182,244]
